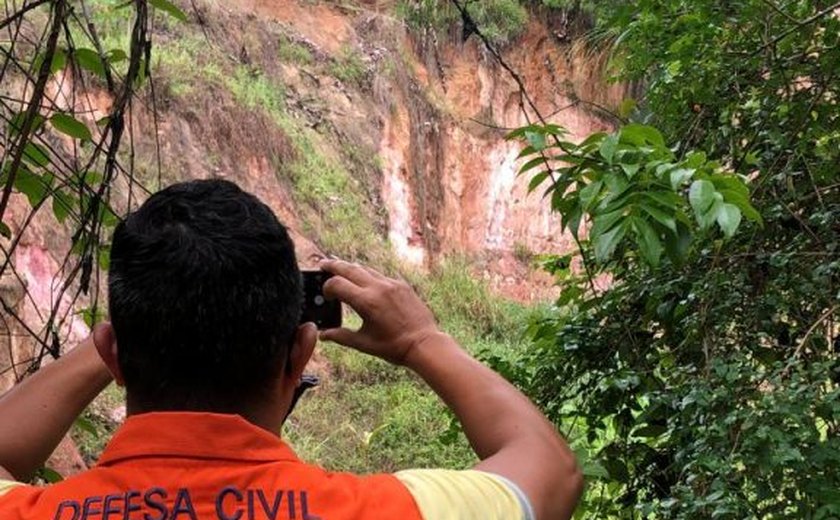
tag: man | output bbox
[0,179,582,519]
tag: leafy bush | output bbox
[496,1,840,518]
[466,0,529,45]
[396,0,458,32]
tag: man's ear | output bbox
[288,323,317,383]
[93,322,125,386]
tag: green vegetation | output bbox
[495,1,840,518]
[397,0,529,46]
[328,46,367,86]
[277,35,314,66]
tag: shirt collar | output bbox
[97,412,300,467]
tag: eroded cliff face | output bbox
[0,0,623,393]
[234,0,623,290]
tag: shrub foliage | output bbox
[498,1,840,518]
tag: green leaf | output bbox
[719,188,761,223]
[618,98,637,119]
[563,205,583,239]
[0,222,11,239]
[38,467,64,483]
[50,113,92,141]
[602,457,629,483]
[99,203,120,227]
[603,171,629,195]
[14,168,50,206]
[149,0,188,22]
[518,157,546,176]
[634,424,667,438]
[107,48,128,63]
[620,123,665,147]
[582,460,610,479]
[716,203,742,238]
[35,48,67,74]
[98,244,111,270]
[52,190,74,223]
[579,180,603,211]
[599,134,619,163]
[80,306,105,328]
[669,168,694,189]
[22,142,50,167]
[540,124,567,136]
[684,151,707,169]
[698,197,723,229]
[644,190,683,210]
[578,131,606,149]
[73,48,106,78]
[710,174,749,198]
[620,162,640,177]
[592,208,625,237]
[506,124,541,140]
[594,220,626,263]
[516,145,537,159]
[525,131,547,152]
[640,203,676,232]
[632,216,663,266]
[74,416,98,436]
[527,171,551,193]
[689,179,715,214]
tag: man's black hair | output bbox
[108,179,302,414]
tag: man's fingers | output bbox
[322,276,367,309]
[320,259,377,287]
[319,327,361,349]
[362,265,387,280]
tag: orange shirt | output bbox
[0,412,423,520]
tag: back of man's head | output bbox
[108,179,301,414]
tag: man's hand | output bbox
[320,259,583,519]
[319,260,439,364]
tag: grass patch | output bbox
[285,342,476,473]
[413,257,532,350]
[278,35,314,65]
[328,46,367,86]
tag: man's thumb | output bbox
[319,327,359,348]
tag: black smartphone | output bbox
[300,270,342,330]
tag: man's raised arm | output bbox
[0,325,113,481]
[320,260,583,520]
